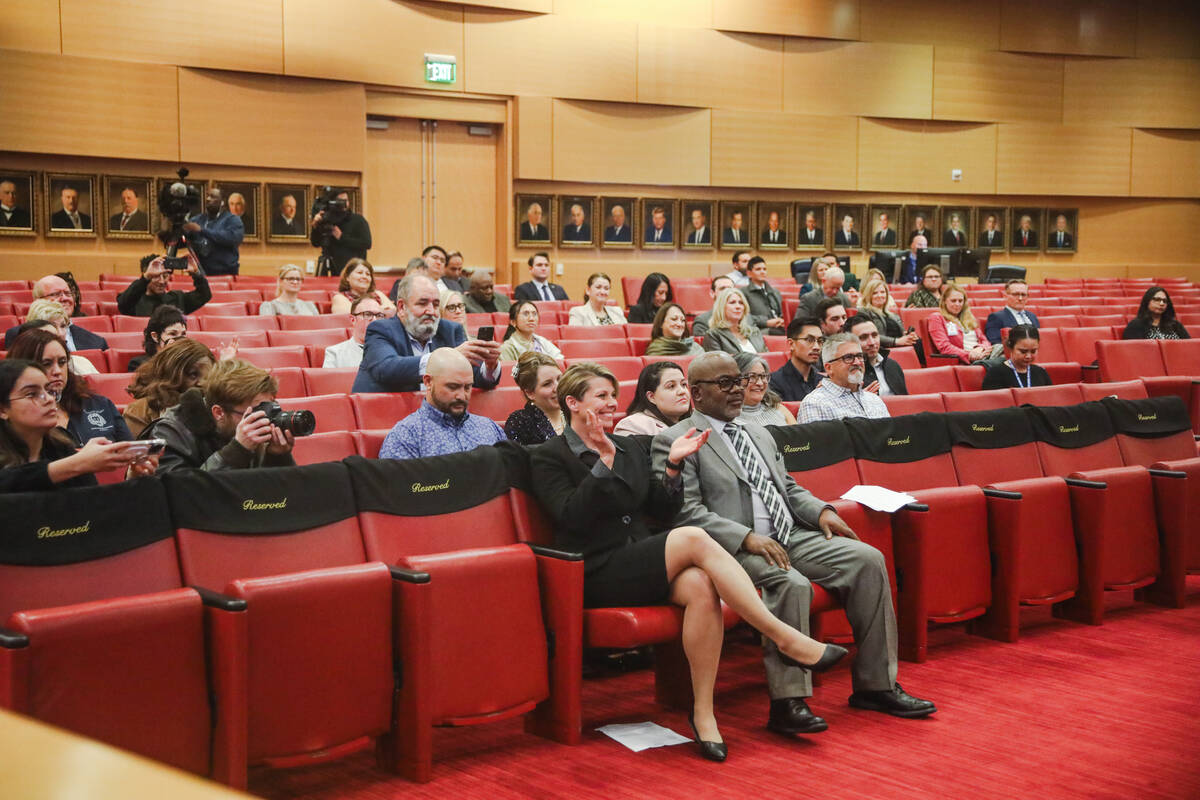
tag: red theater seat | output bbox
[351,392,423,429]
[196,315,278,331]
[303,367,358,396]
[279,314,354,330]
[1061,326,1116,365]
[353,429,390,457]
[85,373,134,405]
[235,346,310,370]
[1012,383,1084,406]
[572,356,643,382]
[1096,339,1165,383]
[266,328,350,352]
[291,431,358,464]
[466,386,527,422]
[1160,339,1200,375]
[278,393,357,433]
[71,315,114,333]
[188,330,268,349]
[190,302,250,317]
[104,348,141,373]
[1079,380,1149,401]
[942,389,1015,412]
[952,365,986,392]
[882,393,945,416]
[558,339,631,359]
[905,367,959,395]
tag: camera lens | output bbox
[276,410,316,437]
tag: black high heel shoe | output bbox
[687,713,727,762]
[779,643,849,674]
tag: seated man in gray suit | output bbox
[651,352,935,735]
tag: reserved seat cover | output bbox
[768,419,860,498]
[945,407,1042,485]
[845,412,957,492]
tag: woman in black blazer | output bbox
[531,362,845,761]
[982,325,1052,390]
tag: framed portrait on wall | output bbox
[641,199,676,249]
[102,176,153,239]
[45,173,97,238]
[0,170,37,236]
[976,207,1007,251]
[600,196,636,248]
[794,203,828,250]
[265,184,310,242]
[155,175,207,235]
[558,195,596,248]
[1046,208,1078,253]
[214,182,260,242]
[757,202,789,250]
[515,193,553,246]
[904,205,937,247]
[680,200,715,249]
[832,203,865,250]
[868,204,902,250]
[940,206,972,248]
[1011,207,1042,252]
[718,200,753,249]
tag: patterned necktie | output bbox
[724,423,792,545]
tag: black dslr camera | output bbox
[156,167,202,271]
[252,401,316,437]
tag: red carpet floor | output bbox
[251,581,1200,800]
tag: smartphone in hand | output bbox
[476,326,494,342]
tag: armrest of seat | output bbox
[1080,363,1100,383]
[524,544,583,744]
[1145,467,1190,609]
[929,353,959,362]
[0,626,30,713]
[189,584,248,788]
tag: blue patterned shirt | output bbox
[379,400,507,460]
[799,378,890,423]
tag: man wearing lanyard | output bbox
[799,334,890,423]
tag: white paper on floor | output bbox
[595,722,693,752]
[840,484,917,513]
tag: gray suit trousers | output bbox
[736,527,898,699]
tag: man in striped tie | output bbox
[652,352,935,735]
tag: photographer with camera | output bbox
[310,187,371,276]
[116,251,212,317]
[147,358,309,473]
[182,187,244,276]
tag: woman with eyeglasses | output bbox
[0,360,153,492]
[499,300,563,362]
[734,353,796,426]
[259,264,320,316]
[330,258,396,316]
[8,329,132,447]
[123,339,217,437]
[439,290,469,330]
[702,288,766,355]
[613,361,692,435]
[1123,286,1190,340]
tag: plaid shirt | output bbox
[799,378,890,423]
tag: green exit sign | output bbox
[424,54,457,85]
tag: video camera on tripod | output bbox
[156,167,203,271]
[311,186,351,276]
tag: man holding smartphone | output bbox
[116,251,212,317]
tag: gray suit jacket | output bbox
[651,411,831,555]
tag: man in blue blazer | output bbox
[983,279,1040,345]
[352,275,501,393]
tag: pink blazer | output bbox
[927,313,972,364]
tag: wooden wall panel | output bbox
[0,50,179,161]
[999,0,1136,57]
[860,0,999,50]
[712,0,860,40]
[178,70,365,172]
[0,4,60,54]
[551,100,709,185]
[710,110,856,190]
[284,0,463,90]
[857,119,997,194]
[996,123,1131,196]
[783,40,933,119]
[1135,0,1200,58]
[1064,58,1200,129]
[933,47,1062,124]
[1131,130,1200,198]
[515,95,553,179]
[1081,200,1200,271]
[554,0,711,28]
[456,0,550,10]
[464,10,637,102]
[60,0,283,73]
[637,27,782,111]
[365,92,506,124]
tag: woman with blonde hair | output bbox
[21,300,99,375]
[123,339,217,437]
[259,264,320,316]
[856,277,918,349]
[439,290,469,330]
[927,284,1003,364]
[330,258,395,315]
[702,287,766,355]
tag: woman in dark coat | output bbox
[1122,286,1190,341]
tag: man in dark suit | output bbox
[644,205,672,245]
[872,212,897,247]
[512,252,569,302]
[50,186,91,230]
[271,194,301,236]
[352,274,501,394]
[977,214,1002,248]
[848,316,907,396]
[109,187,149,232]
[686,208,711,245]
[521,201,550,241]
[835,215,860,247]
[798,211,823,246]
[1048,214,1074,249]
[562,203,591,243]
[1013,215,1037,249]
[0,180,32,228]
[722,211,748,245]
[4,274,108,351]
[983,279,1040,345]
[943,213,966,247]
[603,204,632,243]
[760,210,787,246]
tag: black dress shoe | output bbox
[848,683,937,718]
[779,643,848,674]
[688,713,728,762]
[767,697,828,735]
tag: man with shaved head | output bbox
[651,351,934,735]
[379,347,506,459]
[352,273,501,393]
[4,274,109,351]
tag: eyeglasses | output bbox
[444,303,465,313]
[8,387,54,404]
[692,375,751,392]
[744,373,769,385]
[791,334,826,346]
[829,353,866,366]
[43,289,73,299]
[282,276,304,283]
[1150,296,1168,303]
[353,311,388,321]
